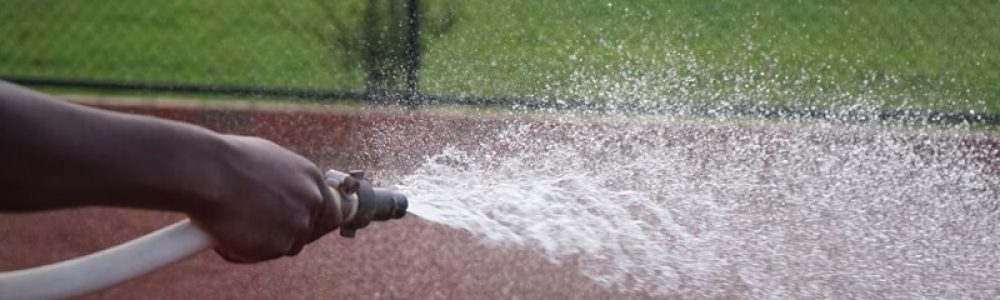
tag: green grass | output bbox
[0,0,364,89]
[423,0,1000,112]
[2,0,999,113]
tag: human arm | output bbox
[0,80,342,262]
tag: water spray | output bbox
[0,169,408,300]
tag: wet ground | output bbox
[0,99,655,299]
[2,100,998,299]
[0,200,651,299]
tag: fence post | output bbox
[364,0,378,102]
[404,0,421,106]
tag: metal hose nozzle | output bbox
[326,170,408,238]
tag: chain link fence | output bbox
[2,0,998,124]
[0,0,430,101]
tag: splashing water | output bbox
[392,119,999,298]
[378,39,998,297]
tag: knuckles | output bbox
[208,134,332,263]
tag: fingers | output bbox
[202,134,342,263]
[215,247,255,264]
[305,173,343,244]
[285,223,309,257]
[282,167,333,256]
[216,225,309,263]
[196,210,301,263]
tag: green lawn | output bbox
[0,0,364,89]
[2,0,999,113]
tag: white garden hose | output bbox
[0,170,407,300]
[0,219,212,300]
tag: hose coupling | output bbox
[325,170,408,238]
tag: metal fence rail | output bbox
[2,0,998,126]
[8,74,998,126]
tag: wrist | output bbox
[126,121,234,217]
[169,132,241,218]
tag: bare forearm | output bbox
[0,81,227,213]
[0,81,348,263]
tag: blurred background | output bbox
[1,0,998,121]
[3,2,1000,298]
